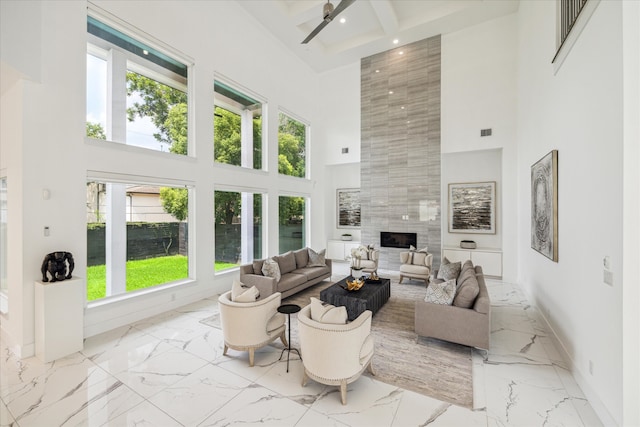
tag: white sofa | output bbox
[297,304,375,405]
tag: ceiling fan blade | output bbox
[301,0,356,44]
[302,19,330,44]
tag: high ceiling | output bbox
[237,0,520,73]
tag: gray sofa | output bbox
[239,247,332,299]
[414,262,491,350]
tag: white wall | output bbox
[517,1,624,424]
[441,14,518,282]
[0,0,325,353]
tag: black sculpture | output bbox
[41,251,75,283]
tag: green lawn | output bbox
[86,255,238,301]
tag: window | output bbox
[86,16,189,154]
[278,112,308,178]
[86,180,190,301]
[0,177,7,313]
[214,80,264,169]
[279,195,306,252]
[215,190,264,271]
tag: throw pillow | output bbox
[252,259,265,275]
[307,248,327,267]
[412,252,428,266]
[261,257,281,282]
[437,260,461,280]
[309,297,348,324]
[293,247,309,269]
[453,278,480,308]
[275,251,296,274]
[231,279,260,303]
[424,278,456,305]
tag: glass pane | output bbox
[253,193,262,260]
[86,53,107,139]
[215,190,241,271]
[126,72,188,154]
[214,107,241,166]
[279,196,305,252]
[86,181,189,301]
[278,113,306,178]
[214,81,263,170]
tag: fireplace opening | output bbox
[380,232,417,249]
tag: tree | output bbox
[86,122,106,139]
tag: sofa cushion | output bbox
[277,273,307,292]
[252,259,265,275]
[261,258,281,282]
[453,275,480,308]
[275,251,296,274]
[437,261,461,281]
[310,297,347,324]
[293,265,330,281]
[307,248,327,267]
[294,248,310,269]
[231,279,260,302]
[425,278,456,305]
[457,267,476,288]
[400,263,430,275]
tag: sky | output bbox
[86,54,167,152]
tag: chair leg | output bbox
[249,348,255,367]
[280,330,288,348]
[340,380,348,405]
[223,344,229,356]
[302,371,309,387]
[367,360,375,376]
[399,275,403,284]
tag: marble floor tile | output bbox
[0,277,602,427]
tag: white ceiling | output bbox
[237,0,520,73]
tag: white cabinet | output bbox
[35,278,84,362]
[327,240,361,261]
[442,247,502,277]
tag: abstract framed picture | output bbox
[337,188,361,228]
[531,150,558,261]
[448,182,496,234]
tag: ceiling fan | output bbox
[301,0,356,44]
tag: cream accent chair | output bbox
[218,290,287,367]
[297,305,375,405]
[350,246,380,276]
[399,251,433,286]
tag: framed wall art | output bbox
[337,188,361,228]
[448,181,496,234]
[531,150,558,262]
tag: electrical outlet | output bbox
[589,360,594,375]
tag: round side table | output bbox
[277,303,301,372]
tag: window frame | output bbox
[86,7,195,156]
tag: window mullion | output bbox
[106,48,128,144]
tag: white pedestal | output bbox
[35,278,84,362]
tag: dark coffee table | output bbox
[320,276,391,321]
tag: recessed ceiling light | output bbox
[375,69,380,73]
[393,39,399,44]
[400,106,405,110]
[399,51,404,55]
[339,17,346,24]
[142,49,149,55]
[389,91,394,95]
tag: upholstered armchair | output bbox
[349,245,379,276]
[399,250,433,285]
[218,290,287,366]
[297,304,375,405]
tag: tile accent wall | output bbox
[360,36,442,272]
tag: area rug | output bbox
[204,277,474,408]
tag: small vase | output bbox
[351,267,363,279]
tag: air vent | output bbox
[341,147,349,154]
[480,128,492,137]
